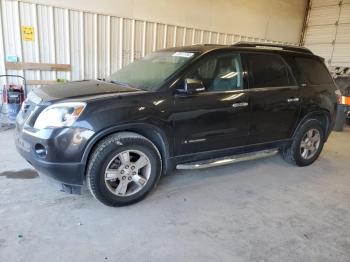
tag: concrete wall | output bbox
[27,0,307,43]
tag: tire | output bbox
[87,132,162,207]
[282,119,325,167]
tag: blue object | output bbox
[8,103,21,122]
[6,55,19,62]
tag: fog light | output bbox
[72,132,83,144]
[34,143,47,158]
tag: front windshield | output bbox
[109,51,197,91]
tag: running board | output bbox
[176,148,279,170]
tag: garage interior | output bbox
[0,0,349,261]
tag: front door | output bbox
[171,52,250,156]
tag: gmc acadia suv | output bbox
[15,43,338,206]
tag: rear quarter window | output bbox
[294,57,333,85]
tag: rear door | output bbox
[243,52,301,144]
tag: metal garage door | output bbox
[303,0,350,67]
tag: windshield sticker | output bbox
[172,52,194,58]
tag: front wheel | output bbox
[87,132,162,206]
[282,119,325,166]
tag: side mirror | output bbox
[184,78,205,94]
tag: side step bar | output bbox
[176,148,279,170]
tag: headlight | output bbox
[34,102,86,129]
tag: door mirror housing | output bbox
[184,78,205,94]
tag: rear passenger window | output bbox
[246,53,295,88]
[295,57,333,85]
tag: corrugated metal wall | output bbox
[303,0,350,67]
[0,0,293,87]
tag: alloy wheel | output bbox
[300,128,321,160]
[104,150,151,196]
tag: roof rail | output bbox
[201,44,226,46]
[232,42,313,54]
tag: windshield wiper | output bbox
[110,80,146,91]
[110,80,139,89]
[110,80,128,86]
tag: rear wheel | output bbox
[87,132,162,206]
[282,119,325,166]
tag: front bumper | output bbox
[15,125,94,187]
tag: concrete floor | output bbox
[0,127,350,262]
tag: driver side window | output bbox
[185,53,243,92]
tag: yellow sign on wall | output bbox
[21,26,35,41]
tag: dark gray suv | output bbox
[15,42,338,206]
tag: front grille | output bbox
[17,97,46,127]
[26,104,46,127]
[17,93,45,127]
[21,99,36,120]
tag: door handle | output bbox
[287,97,300,103]
[232,102,249,108]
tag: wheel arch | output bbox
[292,109,331,141]
[82,123,172,176]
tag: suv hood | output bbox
[32,80,142,102]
